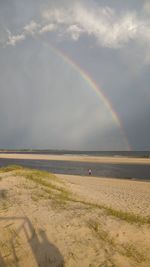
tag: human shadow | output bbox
[0,189,7,199]
[23,218,64,267]
[0,217,64,267]
[0,251,6,267]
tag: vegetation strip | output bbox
[1,165,150,225]
[88,220,147,263]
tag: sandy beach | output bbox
[0,153,150,164]
[58,174,150,217]
[0,165,150,267]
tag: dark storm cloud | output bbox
[57,33,150,150]
[0,0,149,150]
[0,37,127,150]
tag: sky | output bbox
[0,0,150,151]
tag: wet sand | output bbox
[0,153,150,164]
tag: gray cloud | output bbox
[0,38,129,150]
[0,0,149,150]
[2,1,150,52]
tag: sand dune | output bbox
[0,166,150,266]
[57,174,150,216]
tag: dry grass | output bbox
[1,165,150,225]
[88,219,147,264]
[0,165,150,266]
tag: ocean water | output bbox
[0,157,150,181]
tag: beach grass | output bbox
[88,219,147,263]
[1,165,150,225]
[0,165,23,172]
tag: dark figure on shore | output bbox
[88,169,92,175]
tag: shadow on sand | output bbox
[0,216,64,267]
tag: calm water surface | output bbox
[0,158,150,180]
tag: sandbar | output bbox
[0,153,150,164]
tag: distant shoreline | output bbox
[0,153,150,165]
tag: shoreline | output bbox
[55,173,150,183]
[0,153,150,164]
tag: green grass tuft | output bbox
[0,165,23,172]
[1,165,150,225]
[16,168,71,205]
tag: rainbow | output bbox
[41,40,131,151]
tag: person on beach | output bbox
[88,169,92,175]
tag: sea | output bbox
[0,150,150,181]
